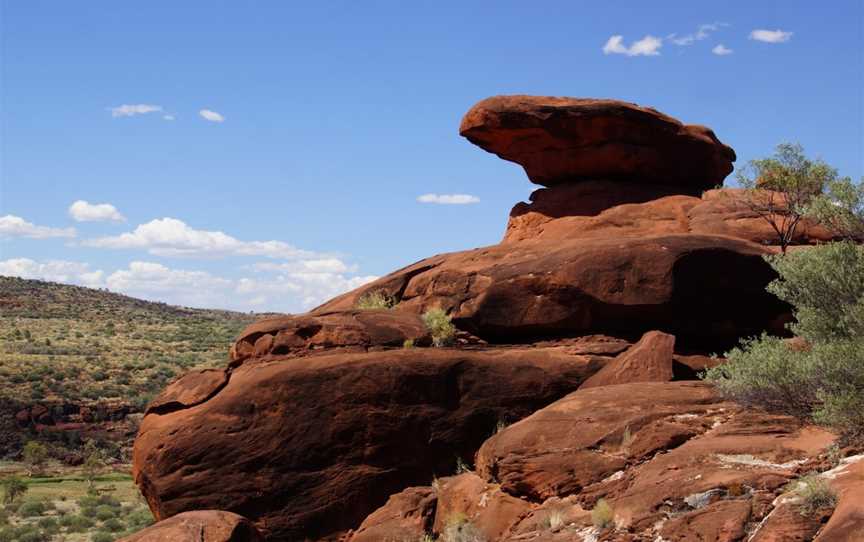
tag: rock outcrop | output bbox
[117,510,263,542]
[130,94,863,541]
[459,95,735,190]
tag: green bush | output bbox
[91,533,115,542]
[125,508,154,529]
[591,498,615,529]
[422,308,456,347]
[102,518,125,532]
[705,242,864,441]
[60,514,94,532]
[94,505,117,521]
[18,500,46,517]
[793,474,837,515]
[355,290,396,310]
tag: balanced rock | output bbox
[460,95,735,190]
[117,511,263,542]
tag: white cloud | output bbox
[68,200,125,223]
[669,23,725,46]
[0,215,76,239]
[105,261,234,308]
[749,29,793,43]
[199,109,225,123]
[602,35,663,56]
[82,217,317,259]
[163,114,175,121]
[0,258,103,287]
[417,193,480,205]
[249,258,356,274]
[712,44,734,56]
[237,272,378,311]
[109,104,163,118]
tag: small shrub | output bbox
[355,290,395,310]
[101,518,125,532]
[94,505,117,521]
[591,499,615,529]
[60,515,94,532]
[543,508,565,530]
[422,308,456,347]
[441,513,485,542]
[91,533,115,542]
[81,506,98,518]
[125,508,154,529]
[620,425,633,450]
[455,456,471,474]
[403,338,415,349]
[18,500,46,517]
[794,475,837,515]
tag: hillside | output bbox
[0,276,261,459]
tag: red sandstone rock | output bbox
[117,510,263,542]
[133,347,604,540]
[347,486,437,542]
[230,310,430,363]
[459,95,735,189]
[580,330,674,389]
[432,473,531,540]
[816,456,864,541]
[315,234,788,350]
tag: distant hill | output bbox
[0,276,263,459]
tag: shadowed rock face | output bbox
[459,95,735,190]
[133,348,606,540]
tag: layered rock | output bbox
[117,510,263,542]
[315,234,788,350]
[459,95,735,190]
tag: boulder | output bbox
[133,347,604,540]
[579,330,675,389]
[315,234,788,351]
[117,510,263,542]
[816,455,864,541]
[459,95,735,189]
[432,473,531,540]
[347,486,437,542]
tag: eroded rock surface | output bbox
[117,510,263,542]
[133,347,605,540]
[459,95,735,190]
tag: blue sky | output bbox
[1,1,862,312]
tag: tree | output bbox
[82,440,104,490]
[0,476,28,504]
[807,176,864,241]
[21,441,48,477]
[705,241,864,442]
[735,143,846,253]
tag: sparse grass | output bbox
[442,513,485,542]
[543,508,565,530]
[620,426,633,451]
[591,498,615,529]
[403,339,415,349]
[793,474,837,515]
[422,308,456,347]
[355,290,396,310]
[454,457,471,475]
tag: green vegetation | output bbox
[355,290,396,310]
[0,277,257,459]
[1,478,27,505]
[422,308,456,347]
[792,474,837,515]
[591,498,614,529]
[706,172,864,442]
[0,468,151,541]
[441,513,485,542]
[736,143,847,253]
[20,444,47,477]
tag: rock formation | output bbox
[131,95,862,541]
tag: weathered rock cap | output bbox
[460,95,736,190]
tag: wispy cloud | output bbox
[68,200,125,223]
[749,29,793,43]
[163,114,175,121]
[199,109,225,123]
[669,23,726,46]
[81,217,317,259]
[0,215,76,239]
[712,44,734,56]
[602,35,663,56]
[417,193,480,205]
[109,104,163,118]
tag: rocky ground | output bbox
[122,96,862,542]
